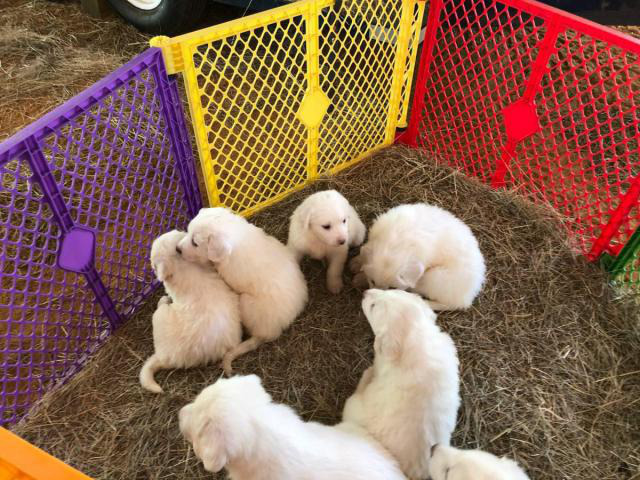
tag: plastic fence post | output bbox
[82,267,122,330]
[589,179,640,260]
[167,75,203,214]
[304,1,321,181]
[397,0,426,129]
[24,137,122,329]
[490,18,565,188]
[404,0,444,147]
[24,137,74,232]
[150,48,203,217]
[385,0,420,144]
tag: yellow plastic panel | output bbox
[316,0,412,174]
[0,428,91,480]
[398,1,426,127]
[152,0,420,215]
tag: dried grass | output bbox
[11,146,640,480]
[0,0,149,140]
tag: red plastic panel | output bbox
[407,0,640,258]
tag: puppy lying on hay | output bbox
[11,146,640,480]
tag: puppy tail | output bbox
[139,354,164,393]
[222,337,264,376]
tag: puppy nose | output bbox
[175,245,182,255]
[431,444,439,457]
[338,238,346,245]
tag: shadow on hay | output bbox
[11,146,640,480]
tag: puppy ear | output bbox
[194,419,228,473]
[297,202,313,230]
[178,404,194,442]
[397,261,425,288]
[154,260,172,282]
[207,232,232,262]
[374,311,410,361]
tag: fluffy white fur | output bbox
[179,375,406,480]
[177,208,308,374]
[351,203,485,311]
[140,230,242,393]
[342,289,460,480]
[288,190,366,293]
[429,445,530,480]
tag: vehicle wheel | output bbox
[106,0,208,35]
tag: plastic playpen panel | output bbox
[0,427,91,480]
[407,0,640,263]
[153,0,423,216]
[0,49,200,426]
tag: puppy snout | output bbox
[430,443,439,457]
[175,245,182,255]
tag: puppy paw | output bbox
[222,354,234,377]
[352,272,368,289]
[327,277,344,294]
[349,255,363,274]
[157,295,171,307]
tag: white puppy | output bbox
[351,203,485,311]
[179,374,406,480]
[177,208,308,374]
[429,445,530,480]
[140,230,242,393]
[288,190,366,293]
[342,289,460,480]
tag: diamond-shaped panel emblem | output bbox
[502,100,540,143]
[297,88,330,129]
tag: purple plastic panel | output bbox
[0,48,201,425]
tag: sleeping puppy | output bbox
[350,203,485,311]
[429,445,530,480]
[288,190,366,293]
[177,208,308,374]
[179,375,406,480]
[342,289,460,480]
[140,230,241,393]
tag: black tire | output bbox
[107,0,208,35]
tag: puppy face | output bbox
[361,289,435,360]
[429,445,529,480]
[301,190,349,247]
[177,208,235,265]
[362,245,425,291]
[150,230,187,282]
[179,375,271,473]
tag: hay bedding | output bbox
[0,0,149,140]
[9,146,639,480]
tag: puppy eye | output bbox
[191,238,198,247]
[322,224,331,230]
[342,218,347,223]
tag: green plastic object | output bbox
[603,226,640,292]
